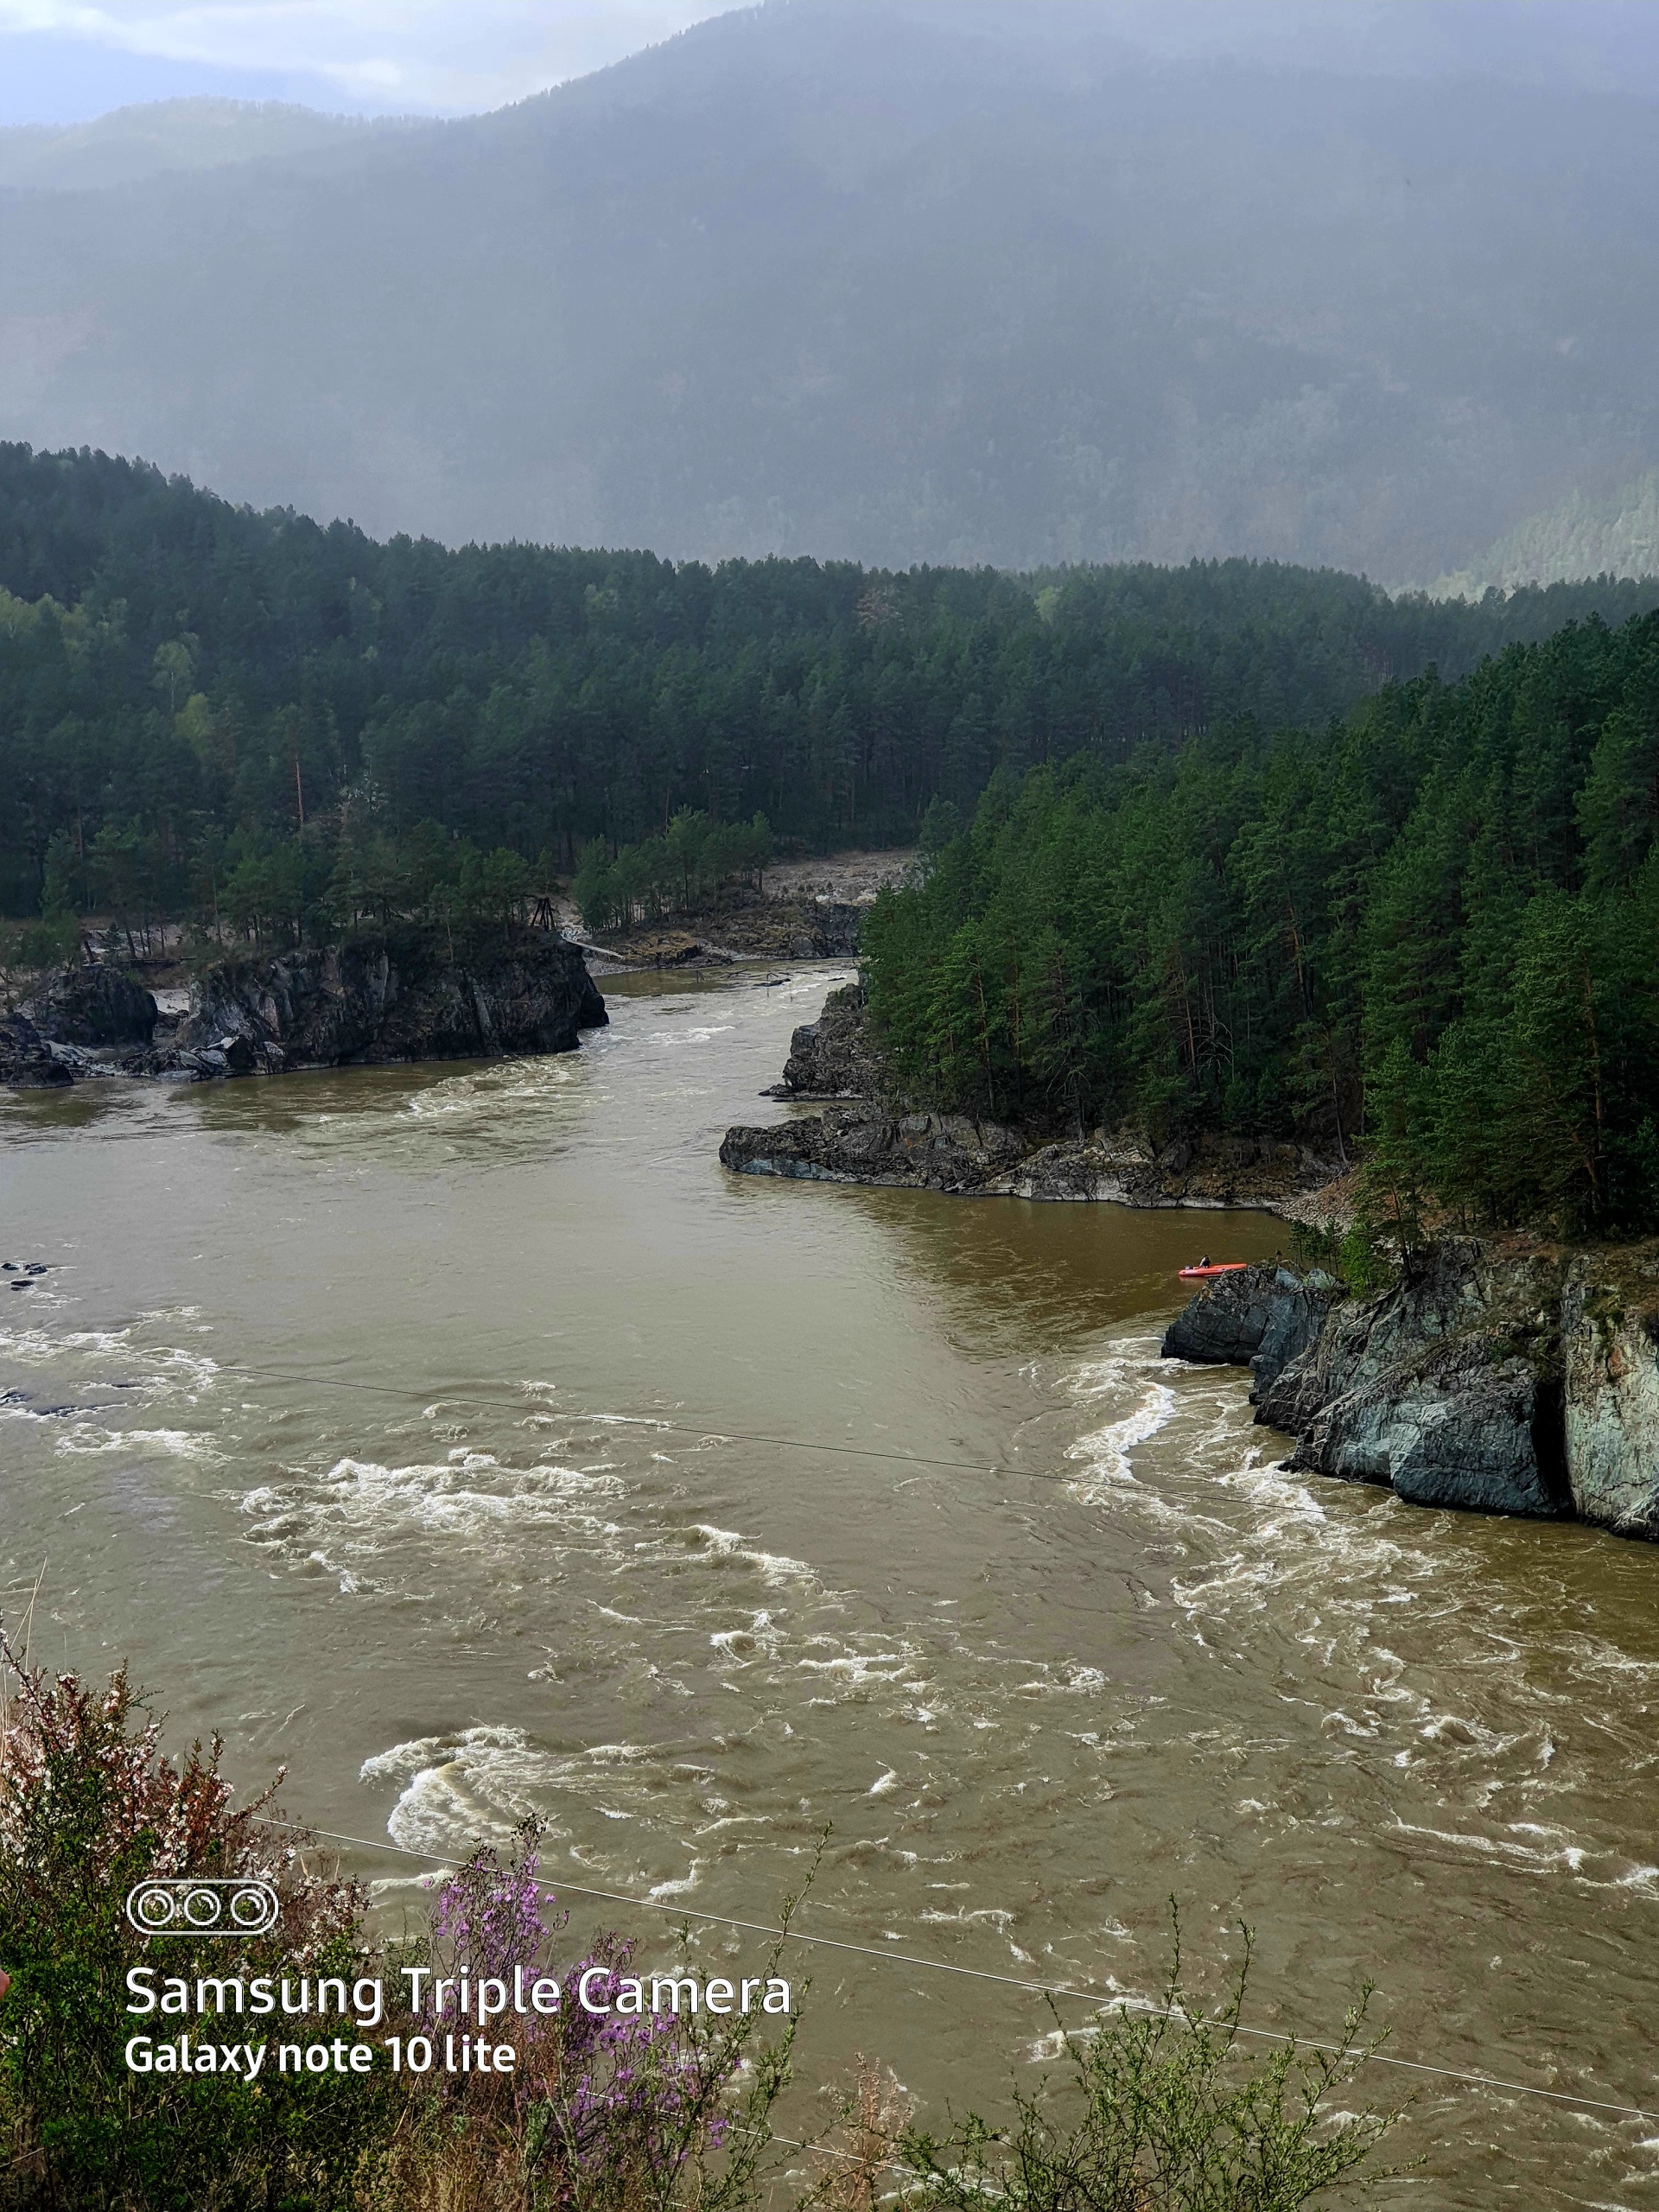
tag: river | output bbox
[3,964,1658,2207]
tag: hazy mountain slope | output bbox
[0,100,432,193]
[4,0,1659,575]
[1428,467,1659,595]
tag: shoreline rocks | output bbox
[3,931,607,1090]
[1163,1239,1659,1539]
[721,1098,1337,1211]
[590,893,864,969]
[0,1010,74,1089]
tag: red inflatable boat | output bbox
[1176,1262,1249,1281]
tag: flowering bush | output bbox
[394,1825,795,2212]
[0,1633,392,2210]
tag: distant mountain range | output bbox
[5,0,1659,582]
[0,99,430,194]
[1428,466,1659,597]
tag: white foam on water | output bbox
[647,1863,702,1901]
[685,1523,816,1586]
[364,1725,738,1883]
[54,1422,221,1460]
[234,1447,635,1594]
[0,1324,133,1363]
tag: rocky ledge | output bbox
[2,932,607,1089]
[1162,1241,1659,1537]
[721,1098,1332,1208]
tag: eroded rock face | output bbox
[1166,1240,1573,1523]
[25,964,157,1046]
[1255,1242,1554,1435]
[1563,1258,1659,1536]
[1287,1334,1567,1517]
[1159,1263,1342,1383]
[168,931,607,1072]
[779,983,881,1096]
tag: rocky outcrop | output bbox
[720,1103,1029,1190]
[1287,1334,1567,1516]
[723,1097,1335,1210]
[0,1010,73,1090]
[596,893,864,966]
[1268,1243,1568,1518]
[711,896,862,959]
[777,983,883,1097]
[729,983,1337,1210]
[1165,1240,1659,1537]
[1159,1263,1343,1395]
[158,931,607,1074]
[25,963,157,1046]
[1562,1255,1659,1537]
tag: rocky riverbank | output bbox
[1,931,607,1088]
[721,983,1339,1213]
[1164,1242,1659,1537]
[581,892,864,969]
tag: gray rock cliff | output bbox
[165,931,607,1073]
[1164,1239,1629,1529]
[25,964,158,1046]
[1159,1263,1342,1389]
[1286,1332,1567,1517]
[1562,1255,1659,1536]
[777,982,881,1096]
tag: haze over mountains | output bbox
[5,0,1659,584]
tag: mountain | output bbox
[4,0,1659,576]
[0,100,434,194]
[1428,466,1659,596]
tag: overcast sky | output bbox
[0,0,728,123]
[8,0,1659,129]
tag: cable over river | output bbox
[5,964,1659,2206]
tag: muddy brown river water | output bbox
[4,964,1659,2206]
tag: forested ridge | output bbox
[3,442,1656,938]
[863,607,1659,1236]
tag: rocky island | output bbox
[0,929,607,1089]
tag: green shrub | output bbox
[893,1924,1406,2212]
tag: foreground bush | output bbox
[889,1928,1407,2212]
[1,1642,1406,2209]
[0,1638,391,2210]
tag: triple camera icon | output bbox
[125,1877,281,1937]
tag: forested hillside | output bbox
[5,442,1656,937]
[863,610,1659,1235]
